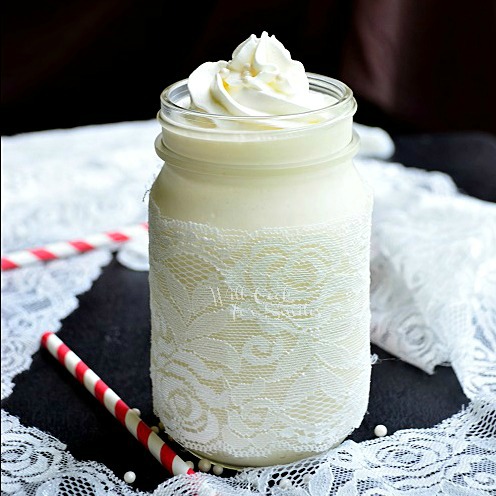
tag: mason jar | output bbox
[148,74,372,468]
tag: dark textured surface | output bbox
[4,132,494,492]
[2,258,469,493]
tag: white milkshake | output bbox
[149,32,372,467]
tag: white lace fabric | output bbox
[359,160,496,402]
[2,121,495,495]
[149,197,372,464]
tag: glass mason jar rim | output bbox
[159,72,356,128]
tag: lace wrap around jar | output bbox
[149,74,373,467]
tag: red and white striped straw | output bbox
[41,331,194,478]
[2,223,148,271]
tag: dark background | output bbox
[2,0,496,137]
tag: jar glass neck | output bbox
[154,132,360,175]
[159,73,356,135]
[156,74,358,172]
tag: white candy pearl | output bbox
[123,471,136,484]
[374,424,388,437]
[212,464,224,476]
[198,458,212,472]
[302,474,311,484]
[132,408,141,416]
[186,460,195,469]
[151,425,159,433]
[279,477,292,489]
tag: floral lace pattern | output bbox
[3,399,495,495]
[1,251,111,400]
[357,160,496,401]
[148,198,372,462]
[1,410,144,496]
[1,121,495,495]
[1,121,160,401]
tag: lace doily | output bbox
[2,121,495,495]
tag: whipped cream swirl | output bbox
[188,32,331,116]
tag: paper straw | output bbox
[41,331,195,477]
[1,222,148,271]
